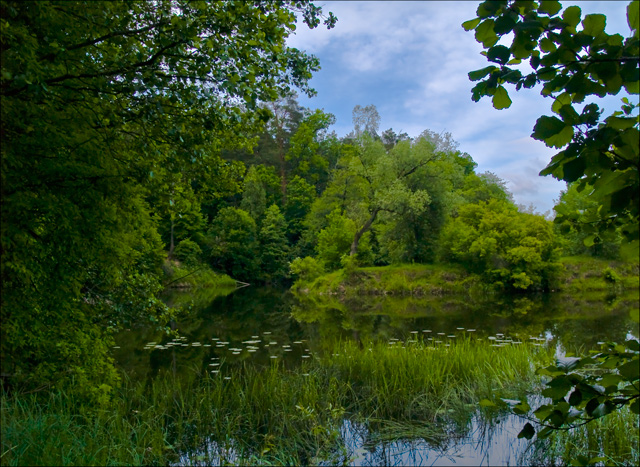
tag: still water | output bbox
[113,286,638,466]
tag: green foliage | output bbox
[464,0,639,259]
[602,267,621,284]
[440,199,561,291]
[286,109,336,186]
[258,205,290,282]
[316,209,360,270]
[284,175,317,242]
[492,339,640,449]
[289,256,325,282]
[554,182,622,258]
[467,4,640,457]
[172,239,203,267]
[1,0,334,400]
[241,165,267,222]
[208,207,259,281]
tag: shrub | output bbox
[290,256,325,282]
[173,239,202,266]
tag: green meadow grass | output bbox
[3,336,636,466]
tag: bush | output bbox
[173,239,202,266]
[439,199,561,291]
[290,256,325,282]
[603,267,621,284]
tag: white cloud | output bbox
[287,0,632,213]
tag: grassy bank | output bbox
[162,258,237,290]
[556,256,640,293]
[2,337,553,466]
[293,263,481,297]
[293,257,639,298]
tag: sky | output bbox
[286,1,634,215]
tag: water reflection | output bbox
[113,286,637,466]
[113,287,638,383]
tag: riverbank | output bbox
[162,258,237,289]
[293,256,639,297]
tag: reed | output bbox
[7,337,631,467]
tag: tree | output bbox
[553,182,621,258]
[463,0,639,259]
[286,108,336,187]
[208,207,259,281]
[241,165,267,222]
[465,0,639,448]
[345,136,433,257]
[258,204,290,282]
[284,175,317,243]
[439,198,561,291]
[0,0,335,400]
[351,104,381,138]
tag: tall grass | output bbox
[0,338,605,467]
[523,407,639,466]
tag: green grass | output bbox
[5,337,639,466]
[524,407,639,466]
[557,256,639,293]
[162,259,237,290]
[1,337,557,466]
[295,257,639,298]
[296,263,481,297]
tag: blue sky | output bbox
[287,1,634,215]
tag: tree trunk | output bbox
[350,208,379,256]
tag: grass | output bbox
[557,256,640,293]
[524,407,640,466]
[296,263,481,297]
[294,257,639,298]
[4,330,639,466]
[1,336,558,466]
[162,259,237,290]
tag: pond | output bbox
[113,286,639,466]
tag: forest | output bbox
[1,1,638,466]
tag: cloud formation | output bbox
[287,1,632,214]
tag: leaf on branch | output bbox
[518,422,535,439]
[462,18,481,31]
[492,85,512,109]
[468,65,498,81]
[532,115,574,148]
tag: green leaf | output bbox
[618,360,639,381]
[487,45,511,64]
[568,388,583,406]
[469,65,498,81]
[532,115,574,148]
[582,14,606,37]
[539,1,562,16]
[462,18,481,31]
[606,116,637,130]
[540,37,557,52]
[492,85,512,109]
[563,6,582,29]
[475,19,498,47]
[628,0,639,37]
[552,93,572,114]
[479,398,497,407]
[518,422,535,439]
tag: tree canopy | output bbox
[463,0,639,259]
[0,0,335,400]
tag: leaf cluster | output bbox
[464,0,639,258]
